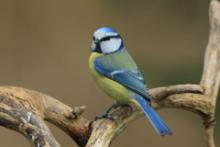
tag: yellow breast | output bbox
[88,52,133,103]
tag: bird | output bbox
[88,27,172,136]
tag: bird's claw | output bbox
[119,103,134,112]
[95,112,115,121]
[95,103,134,121]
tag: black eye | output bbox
[92,36,96,40]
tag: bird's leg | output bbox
[95,102,134,121]
[118,103,135,112]
[95,101,121,120]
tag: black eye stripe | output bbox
[101,37,111,41]
[99,35,120,42]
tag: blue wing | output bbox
[94,49,152,100]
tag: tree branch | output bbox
[0,0,219,147]
[200,1,220,147]
[0,84,205,147]
[0,89,60,147]
[201,0,220,103]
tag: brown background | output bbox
[0,0,219,147]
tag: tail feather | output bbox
[134,95,172,136]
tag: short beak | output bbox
[91,41,97,51]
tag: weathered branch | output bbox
[201,0,220,103]
[85,88,210,147]
[0,0,219,147]
[0,88,60,147]
[200,1,220,147]
[0,84,205,147]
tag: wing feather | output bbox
[94,49,151,100]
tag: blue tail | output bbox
[134,95,172,136]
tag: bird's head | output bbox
[91,27,123,54]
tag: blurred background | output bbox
[0,0,219,146]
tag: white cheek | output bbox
[100,38,122,54]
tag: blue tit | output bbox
[88,27,172,136]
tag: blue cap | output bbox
[95,27,118,33]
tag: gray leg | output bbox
[95,101,119,120]
[95,101,134,120]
